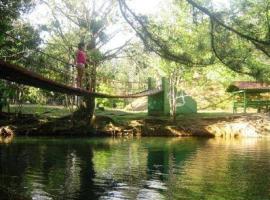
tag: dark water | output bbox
[1,137,270,200]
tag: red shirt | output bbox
[76,50,86,64]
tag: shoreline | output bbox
[1,112,270,138]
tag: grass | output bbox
[3,104,249,122]
[3,104,72,118]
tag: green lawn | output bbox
[4,104,72,118]
[3,104,243,121]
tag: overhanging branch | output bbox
[186,0,270,46]
[118,0,215,66]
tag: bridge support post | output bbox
[148,77,170,116]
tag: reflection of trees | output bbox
[76,143,102,200]
[23,144,83,199]
[0,143,31,199]
[92,137,203,199]
[1,137,270,199]
[93,139,148,199]
[0,139,104,199]
[168,138,270,200]
[93,138,204,199]
[147,138,204,176]
[146,138,204,199]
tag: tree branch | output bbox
[102,38,132,61]
[186,0,270,45]
[210,19,252,76]
[118,0,215,66]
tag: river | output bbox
[0,137,270,200]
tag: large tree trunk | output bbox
[76,40,98,123]
[75,66,96,122]
[75,96,95,122]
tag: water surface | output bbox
[0,137,270,200]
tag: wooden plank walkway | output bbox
[0,60,162,98]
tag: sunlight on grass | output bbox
[5,104,72,118]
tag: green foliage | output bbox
[88,49,103,63]
[96,82,124,108]
[0,22,41,64]
[0,0,36,42]
[211,21,269,80]
[0,81,16,111]
[0,0,269,114]
[229,0,269,41]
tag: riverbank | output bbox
[1,109,270,137]
[93,111,270,137]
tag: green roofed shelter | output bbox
[227,81,270,113]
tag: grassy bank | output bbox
[3,104,72,118]
[1,104,269,138]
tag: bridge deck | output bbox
[0,60,162,98]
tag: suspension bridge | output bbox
[0,31,171,115]
[0,60,162,98]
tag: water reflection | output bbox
[0,137,270,199]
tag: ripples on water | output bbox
[0,137,270,200]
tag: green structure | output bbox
[176,91,197,114]
[227,81,270,113]
[147,79,197,116]
[148,77,170,116]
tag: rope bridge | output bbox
[1,32,163,99]
[0,30,171,115]
[0,60,162,98]
[0,31,163,101]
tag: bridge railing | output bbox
[0,31,163,99]
[0,32,76,86]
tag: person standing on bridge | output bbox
[75,42,87,88]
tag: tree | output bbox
[41,0,132,120]
[0,1,47,110]
[186,0,270,54]
[0,0,36,42]
[118,0,270,80]
[118,0,215,66]
[119,0,214,117]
